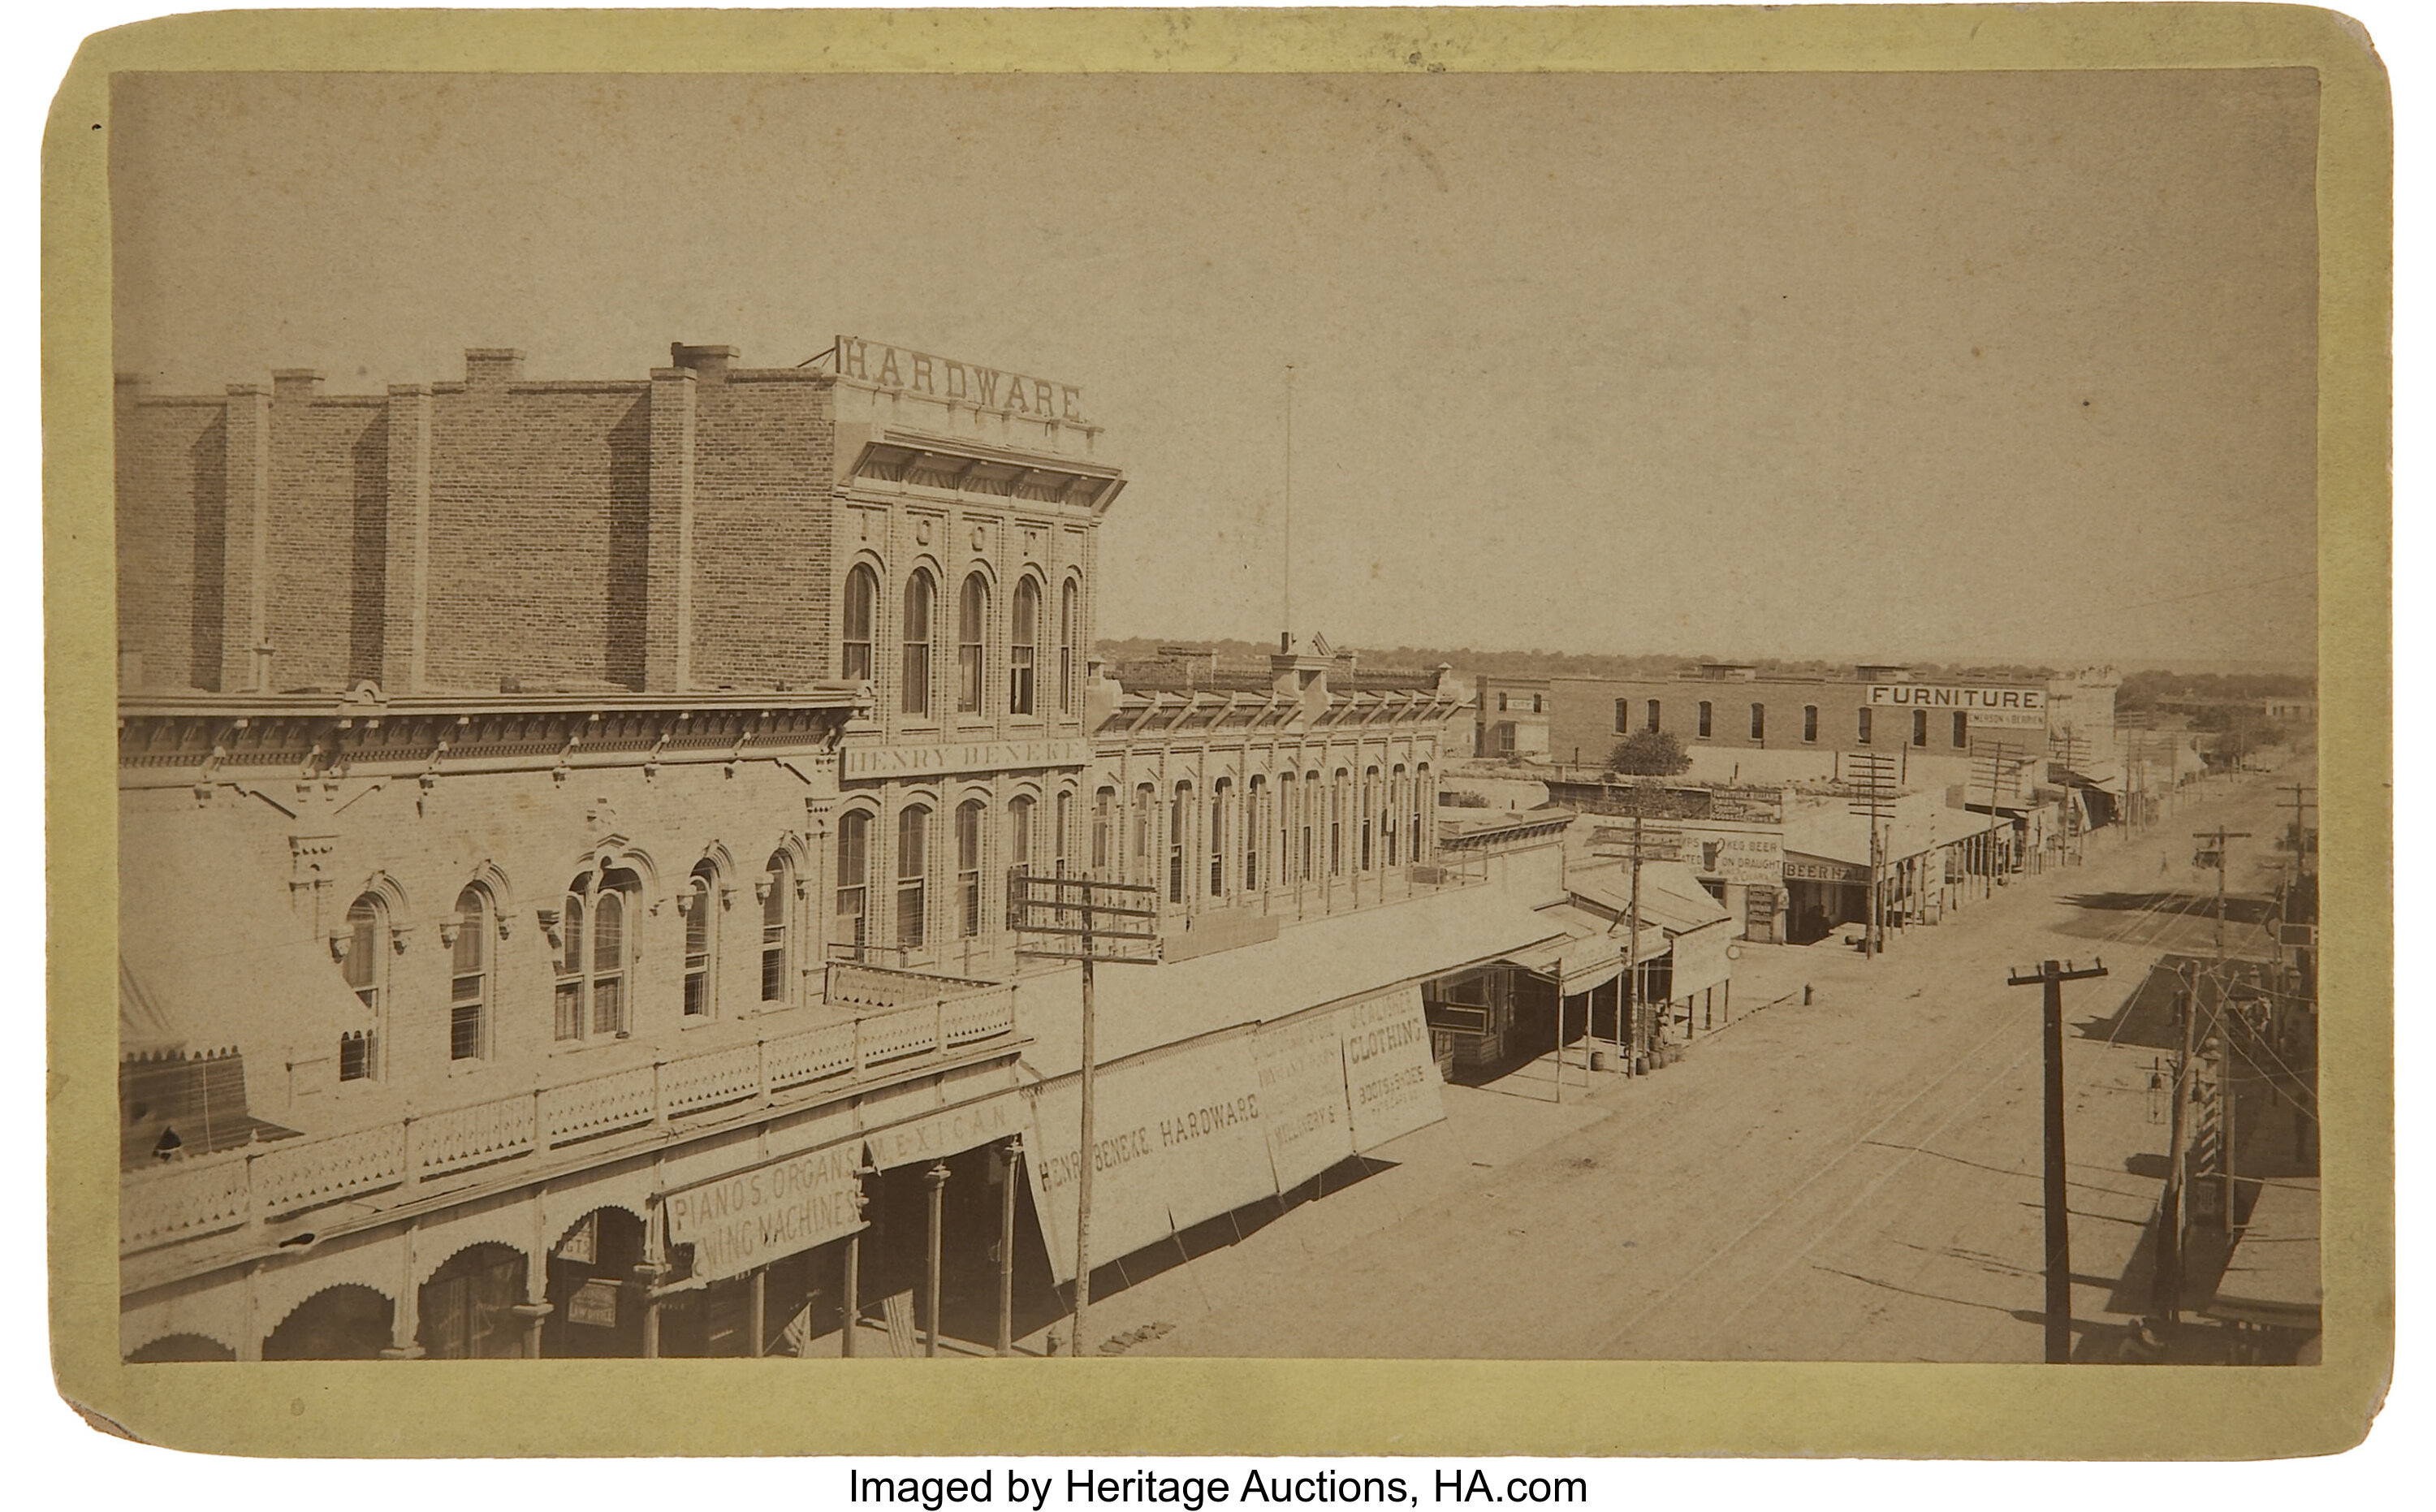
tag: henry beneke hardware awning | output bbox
[1013,889,1566,1282]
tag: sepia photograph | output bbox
[47,3,2392,1460]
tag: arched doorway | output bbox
[419,1242,529,1359]
[125,1333,235,1363]
[543,1207,647,1359]
[262,1284,394,1360]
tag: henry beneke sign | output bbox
[1867,683,2047,730]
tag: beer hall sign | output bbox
[1867,683,2047,731]
[835,335,1087,426]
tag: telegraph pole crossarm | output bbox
[1007,868,1164,1359]
[2006,956,2110,1364]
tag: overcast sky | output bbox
[112,69,2320,670]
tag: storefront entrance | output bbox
[419,1242,528,1359]
[543,1207,647,1359]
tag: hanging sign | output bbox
[660,1141,866,1283]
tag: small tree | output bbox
[1606,730,1692,776]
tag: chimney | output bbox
[670,343,739,382]
[270,369,323,402]
[464,348,525,387]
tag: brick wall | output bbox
[114,391,228,690]
[266,396,389,690]
[690,374,835,688]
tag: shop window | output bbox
[760,852,793,1004]
[1750,703,1766,741]
[1803,705,1819,744]
[896,806,930,952]
[339,893,387,1080]
[957,573,988,714]
[1857,706,1873,744]
[836,811,871,957]
[1952,711,1969,748]
[681,866,716,1018]
[450,886,492,1060]
[1912,709,1929,747]
[901,572,934,716]
[842,564,877,684]
[1009,577,1039,716]
[553,870,636,1043]
[1697,701,1713,739]
[957,800,986,938]
[1060,579,1080,715]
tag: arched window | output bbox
[1054,791,1072,875]
[1331,771,1350,876]
[682,865,717,1018]
[339,892,387,1081]
[1277,771,1296,884]
[843,564,878,684]
[1132,782,1155,885]
[957,800,987,938]
[836,811,871,958]
[1361,767,1378,870]
[957,572,988,714]
[1210,779,1229,897]
[1414,764,1431,860]
[1091,788,1113,873]
[1059,579,1080,715]
[761,852,793,1004]
[1010,578,1040,715]
[450,887,491,1061]
[896,807,930,952]
[1009,795,1035,878]
[553,870,637,1043]
[1246,776,1264,892]
[901,572,934,716]
[1389,766,1406,868]
[1303,771,1320,882]
[1169,782,1191,905]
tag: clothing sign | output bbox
[1868,684,2047,730]
[1023,1032,1275,1284]
[1251,1011,1357,1192]
[660,1141,865,1283]
[1340,987,1445,1152]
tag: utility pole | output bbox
[2278,784,2317,888]
[1848,753,1898,958]
[2155,961,2196,1323]
[2196,826,2252,963]
[1592,787,1681,1074]
[2007,957,2110,1363]
[1008,866,1162,1358]
[1973,740,2022,901]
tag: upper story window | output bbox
[1911,710,1929,747]
[1133,782,1155,881]
[1093,787,1114,873]
[901,571,934,716]
[836,810,871,955]
[760,852,793,1004]
[957,573,989,714]
[956,800,986,938]
[1952,711,1969,748]
[1210,780,1230,896]
[1245,776,1264,891]
[1646,699,1661,734]
[1750,703,1766,741]
[1009,795,1035,877]
[449,887,492,1061]
[1010,577,1040,715]
[1060,579,1080,716]
[681,865,717,1018]
[1531,694,1544,714]
[554,870,637,1043]
[1803,705,1820,744]
[1857,706,1873,744]
[842,564,877,684]
[1168,782,1191,905]
[1613,699,1629,733]
[1054,791,1071,875]
[1697,701,1713,739]
[339,892,387,1081]
[896,806,930,951]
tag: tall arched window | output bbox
[901,572,934,716]
[1245,776,1264,892]
[1389,766,1406,868]
[1414,764,1430,860]
[339,892,387,1081]
[1209,779,1230,897]
[957,573,989,714]
[842,564,878,684]
[1059,579,1080,715]
[1009,578,1040,715]
[1361,767,1378,870]
[1303,771,1320,881]
[761,852,793,1004]
[1277,771,1296,884]
[1331,771,1349,875]
[1092,787,1113,874]
[1009,795,1035,878]
[553,870,636,1043]
[957,800,987,938]
[1133,782,1155,886]
[682,865,717,1018]
[450,887,492,1061]
[1055,791,1072,875]
[896,807,930,951]
[836,811,871,958]
[1169,782,1191,905]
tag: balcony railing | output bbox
[121,974,1017,1259]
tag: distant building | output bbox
[1474,675,1553,760]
